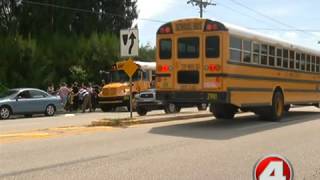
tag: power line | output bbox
[22,0,166,24]
[187,0,216,18]
[245,28,320,32]
[226,0,316,38]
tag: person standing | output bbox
[79,84,92,113]
[47,83,55,95]
[57,82,70,107]
[72,82,79,111]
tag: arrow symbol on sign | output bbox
[128,33,136,55]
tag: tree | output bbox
[0,0,19,35]
[13,0,138,37]
[138,43,156,61]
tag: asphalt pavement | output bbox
[0,106,319,180]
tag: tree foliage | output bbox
[0,0,138,89]
[138,43,156,61]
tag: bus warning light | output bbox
[160,26,172,34]
[206,23,218,31]
[208,64,220,72]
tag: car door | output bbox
[14,90,34,114]
[29,90,49,113]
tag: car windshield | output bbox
[0,89,18,98]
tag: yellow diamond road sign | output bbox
[121,59,138,77]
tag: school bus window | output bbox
[159,39,172,59]
[306,55,311,71]
[283,49,289,68]
[296,53,301,70]
[178,37,199,59]
[253,43,260,64]
[230,36,242,49]
[316,57,320,72]
[289,50,295,69]
[301,53,306,71]
[276,48,282,67]
[142,71,149,80]
[229,36,242,62]
[311,56,316,72]
[206,36,220,58]
[269,46,275,66]
[230,49,241,62]
[260,44,268,65]
[243,40,252,63]
[132,70,142,81]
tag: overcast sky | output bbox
[135,0,320,50]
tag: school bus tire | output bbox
[210,104,237,119]
[284,104,290,112]
[313,103,320,108]
[259,90,284,121]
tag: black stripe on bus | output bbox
[205,73,320,83]
[228,87,273,92]
[285,89,320,93]
[156,73,171,77]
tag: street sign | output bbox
[115,58,139,119]
[120,29,139,57]
[116,59,139,77]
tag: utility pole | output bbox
[187,0,216,18]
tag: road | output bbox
[0,106,319,180]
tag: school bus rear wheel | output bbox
[258,90,284,121]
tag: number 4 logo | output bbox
[254,155,293,180]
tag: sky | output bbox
[135,0,320,50]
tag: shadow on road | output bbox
[149,110,320,140]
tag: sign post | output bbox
[119,28,139,118]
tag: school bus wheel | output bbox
[284,104,291,112]
[313,103,320,108]
[258,90,284,121]
[210,103,237,119]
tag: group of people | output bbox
[47,82,101,113]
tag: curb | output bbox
[91,113,212,127]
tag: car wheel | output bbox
[0,106,11,120]
[45,104,56,116]
[137,107,148,116]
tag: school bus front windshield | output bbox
[110,70,141,83]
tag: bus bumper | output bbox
[156,91,229,106]
[98,96,129,106]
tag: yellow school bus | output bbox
[98,60,156,112]
[156,18,320,121]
